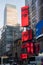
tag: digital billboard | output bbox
[22,29,33,42]
[21,6,30,27]
[22,30,29,42]
[35,20,43,39]
[20,53,27,59]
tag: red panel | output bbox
[27,43,34,54]
[29,29,33,40]
[35,43,40,54]
[21,6,30,27]
[22,31,29,42]
[20,53,27,59]
[22,29,33,42]
[30,43,34,54]
[27,47,31,53]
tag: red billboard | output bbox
[20,53,27,59]
[21,42,34,54]
[22,30,29,42]
[27,43,34,54]
[22,30,33,42]
[21,6,30,27]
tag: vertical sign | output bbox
[21,6,30,27]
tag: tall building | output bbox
[25,0,38,29]
[0,39,2,56]
[1,4,22,56]
[4,4,18,26]
[25,0,43,29]
[25,0,43,53]
[1,25,22,56]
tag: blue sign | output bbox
[35,20,43,39]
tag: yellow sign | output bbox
[18,40,22,46]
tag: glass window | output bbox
[32,0,36,5]
[38,0,43,6]
[32,5,36,12]
[32,10,36,17]
[39,7,43,20]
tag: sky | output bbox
[0,0,25,38]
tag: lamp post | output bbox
[12,28,15,57]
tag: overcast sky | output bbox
[0,0,25,38]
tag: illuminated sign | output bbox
[22,30,29,42]
[20,53,27,59]
[27,43,34,54]
[21,43,34,54]
[35,20,43,39]
[21,6,30,27]
[22,30,33,42]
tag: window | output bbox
[32,5,36,12]
[38,0,43,6]
[32,0,36,5]
[39,7,43,20]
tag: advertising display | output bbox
[21,6,30,27]
[21,42,34,54]
[35,20,43,39]
[22,30,29,42]
[27,43,34,54]
[22,30,33,42]
[20,53,27,59]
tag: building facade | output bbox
[4,4,18,26]
[0,39,2,56]
[1,25,22,57]
[25,0,43,29]
[25,0,43,53]
[1,4,22,57]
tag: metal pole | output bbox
[13,29,15,57]
[1,57,3,65]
